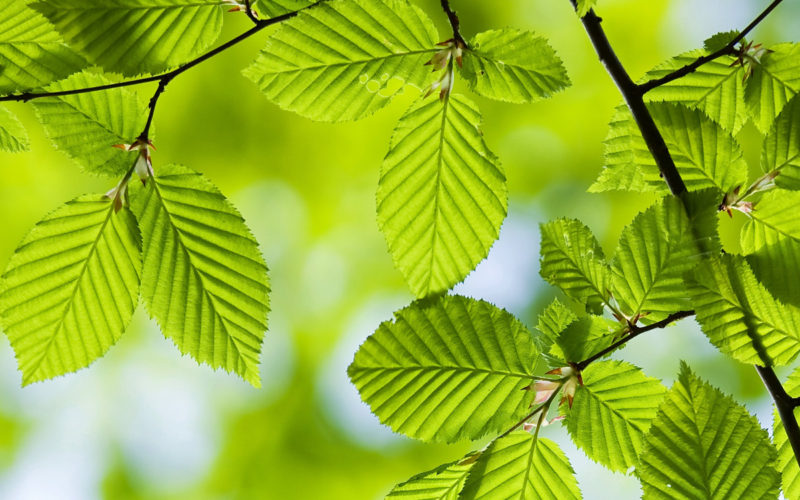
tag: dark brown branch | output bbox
[576,311,695,371]
[756,365,800,460]
[440,0,467,48]
[243,0,261,25]
[640,0,784,93]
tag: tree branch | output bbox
[640,0,784,93]
[756,365,800,460]
[440,0,467,48]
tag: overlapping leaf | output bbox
[255,0,313,18]
[686,254,800,366]
[460,29,570,104]
[0,196,141,386]
[550,315,618,364]
[32,71,147,177]
[347,295,539,443]
[244,0,438,122]
[762,93,800,190]
[745,42,800,134]
[378,94,506,298]
[386,459,473,499]
[773,366,800,499]
[536,299,577,341]
[460,433,580,499]
[0,0,85,95]
[32,0,226,76]
[637,364,780,499]
[566,361,665,472]
[131,164,270,387]
[0,105,29,152]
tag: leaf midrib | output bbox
[352,364,534,380]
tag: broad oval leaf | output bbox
[386,459,473,500]
[762,93,800,190]
[773,366,800,499]
[745,42,800,134]
[131,164,270,387]
[0,196,141,386]
[637,363,780,499]
[378,94,507,298]
[460,29,570,104]
[347,295,539,443]
[32,0,226,76]
[0,105,29,153]
[32,71,147,177]
[244,0,438,122]
[566,360,666,472]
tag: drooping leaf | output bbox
[460,433,580,500]
[575,0,597,17]
[566,360,665,472]
[460,29,570,104]
[0,0,85,95]
[0,196,141,386]
[703,31,739,53]
[31,71,147,177]
[773,365,800,499]
[254,0,313,18]
[539,218,610,313]
[32,0,226,76]
[244,0,438,122]
[745,42,800,134]
[637,363,780,499]
[347,295,539,444]
[386,459,473,499]
[686,253,800,366]
[550,314,620,364]
[378,94,506,298]
[761,93,800,189]
[0,105,29,152]
[131,164,270,387]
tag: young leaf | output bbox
[703,31,739,53]
[460,433,580,500]
[377,94,506,298]
[536,299,577,341]
[686,254,800,367]
[744,42,800,134]
[131,164,270,387]
[565,361,666,472]
[347,295,539,444]
[575,0,597,17]
[386,459,472,499]
[550,315,619,364]
[773,366,800,499]
[460,29,570,104]
[244,0,438,122]
[0,0,85,95]
[0,196,141,386]
[32,71,147,177]
[761,93,800,190]
[539,218,610,313]
[0,106,29,153]
[637,363,780,499]
[32,0,226,76]
[254,0,313,18]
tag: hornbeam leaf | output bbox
[686,254,800,367]
[347,295,539,443]
[551,315,619,364]
[254,0,313,17]
[32,71,147,177]
[131,164,270,387]
[0,0,85,95]
[536,299,577,341]
[703,31,739,53]
[460,29,570,104]
[244,0,438,122]
[0,105,29,153]
[378,94,506,298]
[386,459,473,499]
[773,366,800,499]
[637,363,780,499]
[0,196,141,386]
[762,93,800,190]
[460,433,580,500]
[745,43,800,134]
[565,360,666,472]
[32,0,226,76]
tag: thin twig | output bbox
[497,383,562,440]
[756,366,800,460]
[440,0,467,48]
[243,0,261,25]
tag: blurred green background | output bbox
[0,0,797,498]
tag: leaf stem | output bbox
[497,379,564,440]
[440,0,467,48]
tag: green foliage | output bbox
[32,0,226,76]
[386,460,473,499]
[575,0,597,17]
[745,43,800,134]
[0,196,141,386]
[377,94,506,298]
[131,164,270,388]
[549,314,618,363]
[347,295,539,443]
[536,299,577,342]
[637,363,780,499]
[0,106,29,153]
[762,93,800,189]
[255,0,313,17]
[703,31,739,53]
[773,366,800,499]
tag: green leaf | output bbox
[551,314,619,364]
[686,254,800,366]
[637,363,780,499]
[773,365,800,499]
[131,164,270,387]
[566,361,665,472]
[762,93,800,189]
[703,31,739,53]
[536,299,577,341]
[32,0,226,76]
[539,218,610,313]
[0,0,85,95]
[575,0,597,17]
[745,42,800,134]
[244,0,438,122]
[254,0,313,18]
[460,433,580,500]
[0,105,29,152]
[593,103,748,193]
[460,29,570,104]
[386,459,472,499]
[0,196,141,386]
[347,295,539,443]
[31,71,147,177]
[377,94,506,298]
